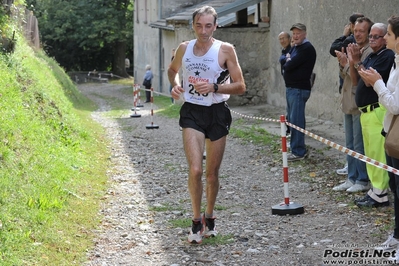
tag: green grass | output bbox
[202,234,235,245]
[92,85,133,117]
[169,217,192,228]
[154,95,181,118]
[0,20,109,265]
[230,123,280,151]
[149,203,183,212]
[214,205,227,211]
[111,77,135,86]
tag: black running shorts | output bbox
[179,102,232,141]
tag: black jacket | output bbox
[282,41,317,90]
[329,35,355,57]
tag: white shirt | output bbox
[374,53,399,132]
[182,39,230,106]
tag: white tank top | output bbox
[182,39,230,106]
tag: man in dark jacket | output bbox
[280,23,316,161]
[278,31,291,75]
[330,13,365,94]
[330,13,365,57]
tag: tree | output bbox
[26,0,133,77]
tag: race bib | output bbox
[184,76,213,106]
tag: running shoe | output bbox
[203,214,218,238]
[188,219,204,244]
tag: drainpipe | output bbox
[158,0,163,92]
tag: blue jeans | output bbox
[344,113,369,185]
[286,88,311,157]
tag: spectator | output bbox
[330,13,365,59]
[347,21,395,207]
[330,13,364,96]
[280,23,317,161]
[358,15,399,261]
[278,31,291,75]
[125,57,130,72]
[143,64,153,103]
[278,31,292,136]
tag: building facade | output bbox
[134,0,398,122]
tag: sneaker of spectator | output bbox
[346,183,370,193]
[375,234,399,252]
[287,149,309,162]
[332,179,354,191]
[336,163,348,175]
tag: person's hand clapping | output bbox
[358,67,382,87]
[335,48,348,67]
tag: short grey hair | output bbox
[145,64,151,70]
[371,23,388,35]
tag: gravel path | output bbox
[79,83,392,266]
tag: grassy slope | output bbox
[0,28,109,265]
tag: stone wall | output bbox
[213,26,269,106]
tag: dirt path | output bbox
[79,83,392,266]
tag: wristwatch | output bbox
[213,83,219,93]
[354,61,363,70]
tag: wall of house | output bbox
[135,0,399,122]
[134,0,160,86]
[162,28,195,90]
[269,0,398,122]
[213,26,269,106]
[162,0,203,18]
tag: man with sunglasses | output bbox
[347,21,395,207]
[330,13,364,94]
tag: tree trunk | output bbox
[112,40,129,78]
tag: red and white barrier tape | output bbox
[231,109,399,175]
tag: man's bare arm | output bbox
[168,42,187,87]
[168,42,188,99]
[218,42,246,95]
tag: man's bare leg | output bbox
[205,136,226,216]
[183,128,206,220]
